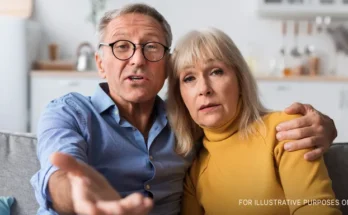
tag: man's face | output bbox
[96,13,168,103]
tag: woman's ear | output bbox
[95,52,106,79]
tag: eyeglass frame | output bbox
[99,40,170,62]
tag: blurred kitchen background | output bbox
[1,0,348,142]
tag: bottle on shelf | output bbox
[287,21,304,76]
[304,21,320,76]
[272,21,290,77]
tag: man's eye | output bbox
[183,76,195,83]
[211,69,223,76]
[116,45,129,49]
[145,44,159,52]
[114,43,130,52]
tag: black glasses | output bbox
[99,40,170,62]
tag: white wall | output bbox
[32,0,337,75]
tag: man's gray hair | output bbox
[97,3,173,47]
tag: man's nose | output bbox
[129,46,146,66]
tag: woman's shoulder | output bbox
[251,111,302,147]
[262,111,302,129]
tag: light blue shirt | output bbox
[30,83,194,215]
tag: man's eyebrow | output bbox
[143,32,162,38]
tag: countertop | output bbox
[256,75,348,82]
[31,70,99,78]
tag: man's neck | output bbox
[111,93,156,137]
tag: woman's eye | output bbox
[183,76,195,83]
[211,69,223,76]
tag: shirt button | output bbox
[114,110,119,115]
[132,127,137,131]
[149,155,154,161]
[145,184,151,190]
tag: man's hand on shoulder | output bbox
[276,102,337,161]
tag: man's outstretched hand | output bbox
[50,152,153,215]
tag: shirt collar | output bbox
[91,82,115,114]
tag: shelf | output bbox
[30,71,348,82]
[258,1,348,20]
[31,70,99,78]
[256,75,348,82]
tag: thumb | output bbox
[50,152,85,176]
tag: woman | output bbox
[167,28,341,215]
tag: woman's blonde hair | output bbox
[167,27,269,156]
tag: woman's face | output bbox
[179,60,240,128]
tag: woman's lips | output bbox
[199,104,221,112]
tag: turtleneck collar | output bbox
[201,100,242,142]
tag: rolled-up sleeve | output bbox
[30,95,88,211]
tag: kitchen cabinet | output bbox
[257,79,348,143]
[30,72,102,133]
[258,0,348,19]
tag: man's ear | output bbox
[95,52,106,79]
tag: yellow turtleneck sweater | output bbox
[181,111,341,215]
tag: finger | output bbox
[120,193,153,214]
[119,193,144,208]
[95,195,153,215]
[283,137,317,151]
[276,115,313,132]
[284,102,307,115]
[95,193,150,215]
[142,197,154,213]
[304,147,324,161]
[79,204,109,215]
[75,201,101,215]
[276,126,315,141]
[70,176,108,215]
[96,201,125,214]
[50,152,84,176]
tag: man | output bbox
[31,3,337,215]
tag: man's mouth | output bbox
[128,76,145,81]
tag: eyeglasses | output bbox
[99,40,170,62]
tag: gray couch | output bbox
[0,131,39,215]
[0,131,347,215]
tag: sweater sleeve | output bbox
[273,114,341,215]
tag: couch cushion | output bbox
[0,131,39,215]
[324,142,348,215]
[0,196,14,215]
